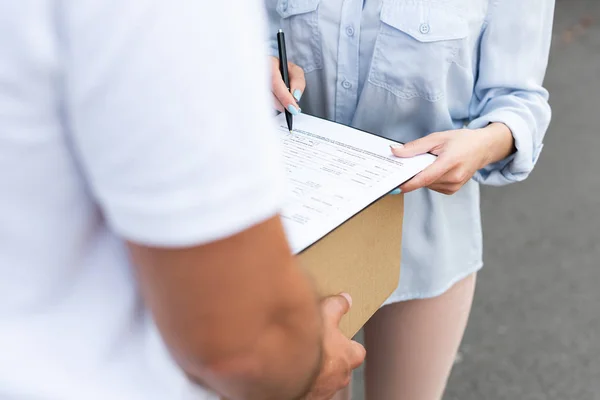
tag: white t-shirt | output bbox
[0,1,283,399]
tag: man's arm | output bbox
[61,0,324,398]
[129,216,322,399]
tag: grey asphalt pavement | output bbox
[355,1,600,399]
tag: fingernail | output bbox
[340,293,352,308]
[389,188,402,195]
[390,144,403,150]
[287,104,301,116]
[293,89,303,102]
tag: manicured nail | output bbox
[340,293,353,308]
[390,144,403,150]
[287,104,301,115]
[293,89,303,102]
[389,188,402,195]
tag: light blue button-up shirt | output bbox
[265,0,554,301]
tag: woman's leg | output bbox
[363,273,476,400]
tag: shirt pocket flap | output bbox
[277,0,321,18]
[380,1,468,43]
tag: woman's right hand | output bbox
[270,56,305,116]
[306,294,366,400]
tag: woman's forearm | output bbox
[480,122,516,167]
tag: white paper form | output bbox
[278,113,436,254]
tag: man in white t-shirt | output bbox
[0,1,364,399]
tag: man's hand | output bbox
[306,294,366,400]
[391,123,515,195]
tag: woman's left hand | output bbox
[391,123,515,195]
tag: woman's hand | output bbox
[391,123,515,195]
[270,56,305,115]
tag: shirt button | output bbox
[346,26,355,37]
[419,23,430,34]
[342,80,352,89]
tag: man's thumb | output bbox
[322,293,352,327]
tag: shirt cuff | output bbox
[268,40,279,58]
[470,110,544,187]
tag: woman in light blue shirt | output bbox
[267,0,554,398]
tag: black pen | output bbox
[277,29,293,133]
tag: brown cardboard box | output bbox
[297,193,404,339]
[220,194,403,399]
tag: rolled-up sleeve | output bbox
[469,0,554,186]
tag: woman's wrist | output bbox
[478,122,516,167]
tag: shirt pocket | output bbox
[368,0,468,102]
[276,0,323,73]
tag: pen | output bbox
[277,29,293,133]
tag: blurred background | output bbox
[354,0,600,398]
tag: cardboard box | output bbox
[297,193,404,339]
[220,194,403,399]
